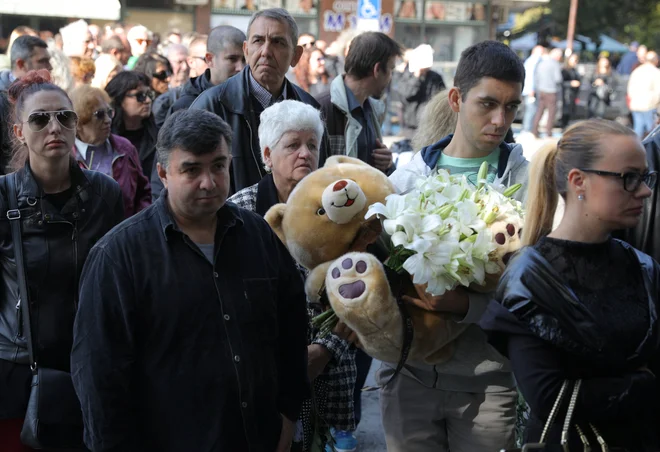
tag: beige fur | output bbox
[266,156,466,365]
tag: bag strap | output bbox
[5,173,36,370]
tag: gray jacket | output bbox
[534,57,563,94]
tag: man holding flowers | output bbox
[378,40,528,452]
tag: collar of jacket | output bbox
[155,192,245,241]
[255,173,279,217]
[419,134,524,179]
[218,67,309,116]
[496,241,659,360]
[72,134,127,166]
[16,158,91,205]
[329,75,386,120]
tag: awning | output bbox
[0,0,121,21]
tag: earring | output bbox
[578,194,585,201]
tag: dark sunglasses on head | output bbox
[152,70,172,81]
[24,110,78,132]
[93,108,115,121]
[579,168,658,192]
[125,91,155,103]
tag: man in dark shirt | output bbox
[190,8,328,193]
[71,109,309,452]
[317,32,401,173]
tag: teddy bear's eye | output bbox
[317,207,326,216]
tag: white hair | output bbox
[258,100,325,171]
[127,25,152,41]
[91,54,122,90]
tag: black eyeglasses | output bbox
[152,70,172,81]
[24,110,78,132]
[579,168,658,192]
[93,108,115,121]
[125,91,155,103]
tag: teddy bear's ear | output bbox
[325,156,370,168]
[265,203,287,244]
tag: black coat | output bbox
[618,125,660,261]
[190,67,328,193]
[481,243,660,451]
[0,163,123,418]
[398,69,446,132]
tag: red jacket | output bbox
[72,134,151,218]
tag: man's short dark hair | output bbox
[453,40,525,99]
[247,8,298,48]
[10,36,48,70]
[344,32,402,80]
[207,25,247,57]
[101,36,125,53]
[157,110,233,169]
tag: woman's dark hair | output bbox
[453,40,525,100]
[104,70,151,134]
[7,69,71,170]
[134,52,172,82]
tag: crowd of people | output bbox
[521,41,660,141]
[0,7,659,452]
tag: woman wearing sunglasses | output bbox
[134,52,173,98]
[481,119,660,451]
[105,71,159,181]
[0,70,123,451]
[70,85,151,219]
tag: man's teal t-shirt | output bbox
[436,148,500,185]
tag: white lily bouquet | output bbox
[366,162,525,296]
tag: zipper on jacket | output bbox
[244,118,265,180]
[16,297,22,338]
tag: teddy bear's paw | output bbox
[329,255,370,301]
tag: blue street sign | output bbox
[357,0,381,20]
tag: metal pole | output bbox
[566,0,578,55]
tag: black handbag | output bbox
[501,380,610,452]
[4,173,86,450]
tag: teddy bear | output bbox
[265,156,469,365]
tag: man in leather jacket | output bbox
[190,8,328,194]
[618,123,660,260]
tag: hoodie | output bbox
[381,135,529,394]
[0,70,15,92]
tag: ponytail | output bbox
[522,142,559,246]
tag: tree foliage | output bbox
[550,0,656,45]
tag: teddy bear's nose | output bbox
[333,180,348,192]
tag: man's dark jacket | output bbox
[71,195,310,452]
[190,67,328,193]
[398,69,446,132]
[169,68,216,115]
[619,124,660,261]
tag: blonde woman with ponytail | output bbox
[482,118,660,451]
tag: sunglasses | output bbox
[125,91,155,103]
[93,108,115,121]
[152,70,172,81]
[135,38,152,46]
[24,110,78,132]
[579,168,658,192]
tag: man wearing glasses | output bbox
[190,9,328,193]
[126,25,153,70]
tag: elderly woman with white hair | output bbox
[229,100,358,452]
[229,99,324,212]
